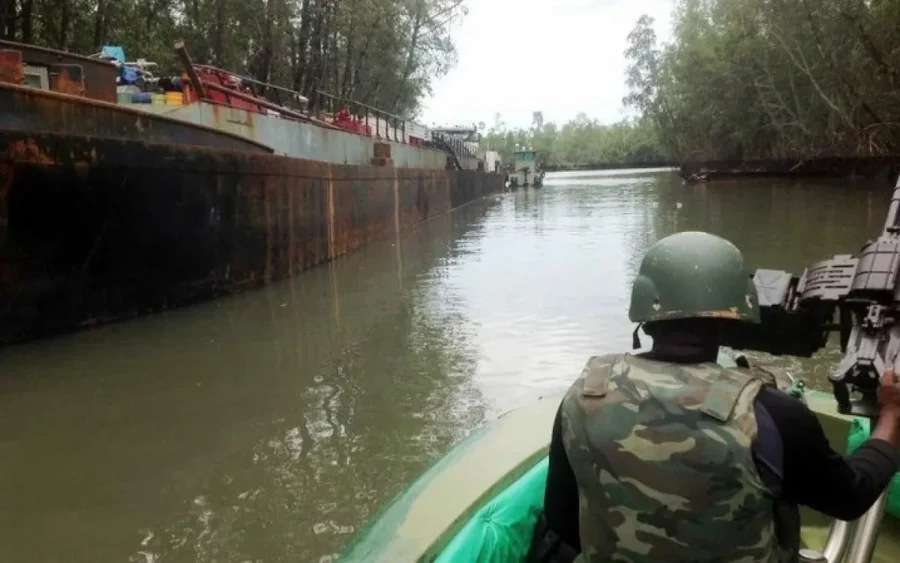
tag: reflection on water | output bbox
[0,169,890,562]
[0,200,497,563]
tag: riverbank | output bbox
[679,157,900,183]
[542,161,674,172]
[542,157,900,183]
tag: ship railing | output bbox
[312,90,407,144]
[429,131,490,170]
[173,41,425,146]
[174,41,312,123]
[192,64,309,113]
[199,81,314,123]
[431,131,480,162]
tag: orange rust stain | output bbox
[52,66,86,97]
[245,111,255,136]
[211,104,222,130]
[0,50,24,85]
[392,168,400,237]
[326,164,335,260]
[264,179,273,283]
[73,161,90,176]
[288,184,295,275]
[8,139,56,165]
[31,92,72,132]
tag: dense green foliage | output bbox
[0,0,464,116]
[481,112,669,169]
[7,0,892,164]
[624,1,900,162]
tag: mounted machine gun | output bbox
[719,175,900,563]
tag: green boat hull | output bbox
[340,367,900,562]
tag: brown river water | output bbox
[0,168,890,562]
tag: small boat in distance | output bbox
[508,149,545,189]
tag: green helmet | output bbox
[628,231,760,324]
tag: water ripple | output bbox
[0,169,887,563]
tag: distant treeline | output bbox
[623,1,900,164]
[542,161,674,172]
[480,113,668,169]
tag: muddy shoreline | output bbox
[545,157,900,184]
[678,157,900,184]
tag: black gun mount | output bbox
[720,178,900,418]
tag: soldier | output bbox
[528,231,900,563]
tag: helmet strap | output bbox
[632,323,643,350]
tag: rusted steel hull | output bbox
[0,82,273,153]
[0,130,503,345]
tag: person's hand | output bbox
[871,368,900,447]
[877,367,900,422]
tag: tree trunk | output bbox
[340,2,356,98]
[143,0,156,44]
[326,1,339,96]
[59,0,71,50]
[0,0,15,40]
[394,0,424,108]
[293,0,313,91]
[347,31,373,99]
[304,0,327,99]
[213,0,227,66]
[251,0,277,82]
[94,0,108,47]
[21,0,33,43]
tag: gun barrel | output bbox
[723,174,900,418]
[884,176,900,232]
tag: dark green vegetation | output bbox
[0,0,464,116]
[481,113,669,170]
[624,1,900,164]
[4,0,895,169]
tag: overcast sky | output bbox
[418,0,675,130]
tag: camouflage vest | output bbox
[560,353,794,563]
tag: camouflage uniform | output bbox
[559,232,798,562]
[560,353,795,563]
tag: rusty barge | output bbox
[0,40,504,346]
